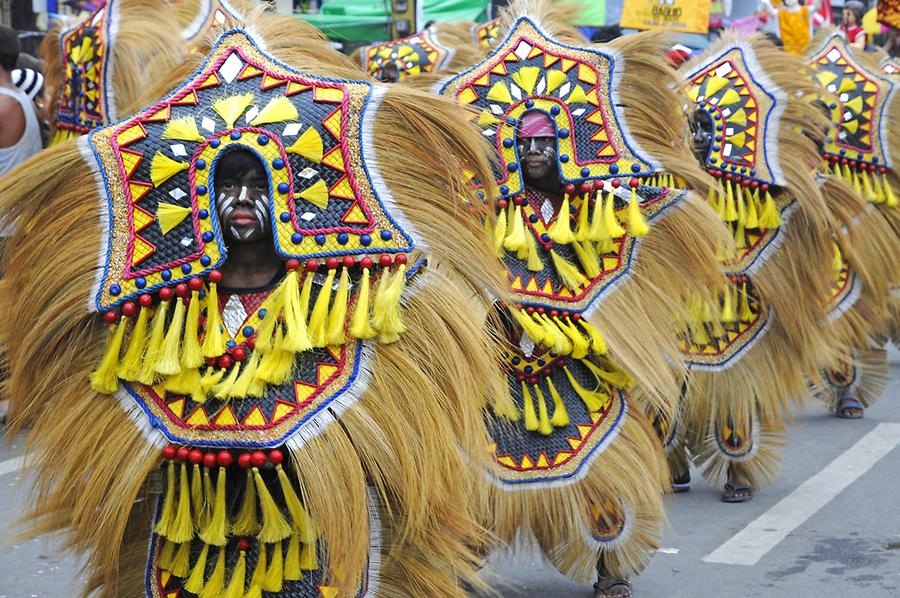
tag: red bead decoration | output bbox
[189,277,204,292]
[527,376,538,385]
[188,449,203,464]
[325,257,339,270]
[176,447,190,462]
[571,313,581,321]
[121,302,136,317]
[761,184,770,192]
[593,180,604,190]
[379,254,392,267]
[580,182,592,194]
[103,310,118,324]
[498,199,508,208]
[305,259,318,272]
[342,255,356,269]
[208,270,223,283]
[139,294,153,307]
[629,178,639,188]
[237,538,250,551]
[250,451,267,468]
[516,373,526,382]
[203,453,217,468]
[268,449,284,466]
[159,287,173,301]
[360,257,373,269]
[232,347,247,362]
[550,309,559,317]
[218,354,233,369]
[611,179,621,188]
[237,453,252,469]
[245,338,255,350]
[162,445,177,461]
[564,183,576,195]
[394,254,408,266]
[217,450,233,468]
[174,283,189,298]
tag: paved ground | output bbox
[1,347,898,597]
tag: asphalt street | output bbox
[0,347,898,597]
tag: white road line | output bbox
[703,422,900,566]
[0,456,24,478]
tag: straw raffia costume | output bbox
[1,15,514,598]
[438,2,727,586]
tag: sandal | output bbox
[836,396,864,419]
[722,482,753,503]
[672,470,690,493]
[594,577,633,598]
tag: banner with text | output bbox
[620,0,711,34]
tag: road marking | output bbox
[0,456,24,478]
[703,423,900,566]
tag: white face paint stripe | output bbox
[238,186,249,201]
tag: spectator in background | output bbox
[0,26,42,178]
[12,67,50,147]
[841,1,868,49]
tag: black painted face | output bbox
[378,63,400,83]
[517,136,557,182]
[690,107,714,164]
[214,150,270,244]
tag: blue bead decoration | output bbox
[580,167,590,177]
[277,182,290,194]
[258,308,267,319]
[161,270,172,281]
[529,214,538,223]
[291,232,302,244]
[500,185,509,194]
[196,185,207,196]
[135,277,146,289]
[210,139,220,148]
[380,230,392,241]
[506,117,516,126]
[712,145,720,152]
[750,169,757,176]
[242,326,255,337]
[537,359,545,366]
[503,138,514,148]
[541,233,551,243]
[337,232,349,244]
[714,114,721,121]
[196,159,206,170]
[511,356,521,365]
[360,234,372,246]
[631,163,640,172]
[226,340,237,349]
[272,157,285,169]
[524,365,533,373]
[198,209,208,219]
[315,234,327,245]
[280,212,291,222]
[558,129,570,138]
[181,263,192,274]
[559,154,569,163]
[710,157,718,163]
[609,164,619,174]
[257,134,269,145]
[203,231,214,242]
[740,167,747,174]
[109,284,121,296]
[525,99,534,108]
[477,191,485,199]
[873,157,879,163]
[550,106,560,115]
[200,255,212,266]
[715,135,722,142]
[230,131,242,140]
[508,163,518,172]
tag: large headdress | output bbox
[806,32,899,208]
[473,17,502,51]
[362,28,455,81]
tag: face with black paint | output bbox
[214,149,271,244]
[518,135,558,183]
[690,107,714,164]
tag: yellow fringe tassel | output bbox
[212,361,242,399]
[861,170,877,202]
[299,541,318,571]
[556,316,589,359]
[563,366,604,412]
[182,291,204,369]
[503,202,527,253]
[325,267,350,345]
[521,381,538,432]
[117,305,150,380]
[264,540,284,592]
[307,268,335,347]
[745,188,760,228]
[231,349,263,398]
[279,269,312,353]
[492,206,507,257]
[550,249,589,290]
[580,320,607,355]
[222,550,247,598]
[739,280,753,322]
[90,317,128,393]
[603,192,626,237]
[276,465,317,542]
[160,539,176,570]
[350,267,377,339]
[721,285,735,323]
[371,265,407,343]
[155,461,176,538]
[546,377,569,427]
[169,463,194,544]
[284,535,302,581]
[532,384,553,435]
[575,195,591,241]
[627,187,649,236]
[253,468,292,543]
[547,197,575,244]
[231,469,260,537]
[583,360,631,390]
[885,180,898,208]
[199,547,227,598]
[202,281,227,358]
[588,191,609,242]
[573,240,600,278]
[510,309,546,345]
[171,541,192,577]
[539,313,571,355]
[200,467,229,546]
[758,191,781,229]
[190,463,206,530]
[138,299,170,384]
[249,541,267,590]
[156,296,187,376]
[724,182,738,222]
[525,226,544,272]
[184,543,209,594]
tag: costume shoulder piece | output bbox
[881,55,900,76]
[54,0,116,141]
[473,18,502,50]
[179,0,242,43]
[362,28,454,81]
[806,33,898,208]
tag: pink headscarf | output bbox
[519,111,555,138]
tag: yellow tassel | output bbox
[371,265,407,343]
[547,198,575,244]
[254,290,284,354]
[231,349,263,398]
[503,203,527,253]
[90,317,127,393]
[588,191,609,242]
[832,243,844,276]
[721,285,735,323]
[160,539,176,570]
[157,202,193,235]
[603,192,626,237]
[556,317,589,359]
[249,542,267,590]
[714,183,727,221]
[284,535,302,581]
[299,541,318,571]
[524,226,544,272]
[222,550,247,598]
[150,152,189,188]
[307,268,335,347]
[156,297,186,376]
[281,269,312,353]
[533,384,553,436]
[734,222,746,249]
[244,584,262,598]
[546,378,569,427]
[201,368,226,396]
[692,321,710,346]
[745,188,760,228]
[184,543,210,594]
[573,240,600,278]
[521,381,538,432]
[739,280,753,322]
[510,309,546,345]
[200,548,226,598]
[213,361,242,399]
[539,313,571,354]
[861,170,877,202]
[349,267,377,339]
[583,360,631,390]
[138,298,170,384]
[182,291,203,369]
[707,185,719,212]
[169,463,194,544]
[758,191,781,229]
[736,185,747,225]
[872,174,886,202]
[563,366,604,412]
[232,469,260,537]
[851,167,862,196]
[162,116,205,143]
[200,467,229,546]
[253,468,292,543]
[264,540,284,592]
[117,305,150,380]
[325,267,350,345]
[276,465,317,543]
[580,320,607,355]
[285,127,324,163]
[492,206,507,257]
[191,463,205,530]
[155,461,177,538]
[724,181,738,222]
[213,92,254,129]
[627,187,649,236]
[257,327,295,385]
[575,195,591,241]
[251,95,300,126]
[171,541,191,577]
[886,180,898,208]
[550,249,589,290]
[202,281,227,358]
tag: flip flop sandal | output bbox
[594,577,633,598]
[672,471,691,493]
[835,397,864,419]
[722,482,753,503]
